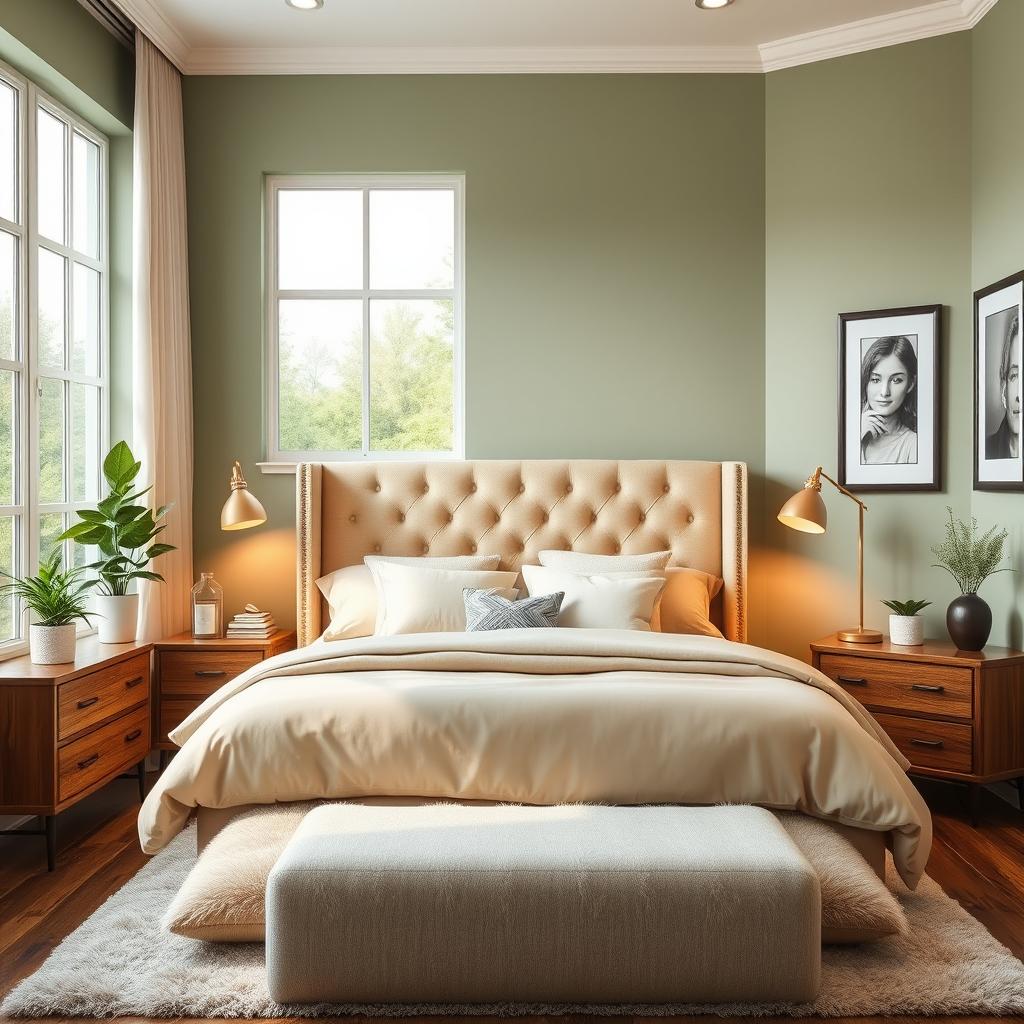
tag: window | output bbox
[266,175,464,463]
[0,60,108,651]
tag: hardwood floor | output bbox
[0,775,1021,1023]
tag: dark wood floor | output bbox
[0,775,1021,1023]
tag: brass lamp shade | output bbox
[777,485,827,534]
[220,461,267,531]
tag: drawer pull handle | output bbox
[910,738,944,749]
[77,753,99,770]
[911,684,945,694]
[125,676,144,689]
[124,729,142,743]
[76,695,100,709]
[194,670,226,678]
[837,676,867,686]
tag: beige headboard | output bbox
[296,460,748,647]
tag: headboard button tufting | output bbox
[687,514,695,524]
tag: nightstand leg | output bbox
[136,759,146,802]
[158,749,170,773]
[45,815,56,872]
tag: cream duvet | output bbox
[139,628,931,887]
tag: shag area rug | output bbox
[3,825,1024,1019]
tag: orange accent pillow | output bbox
[650,567,724,638]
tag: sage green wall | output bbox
[971,0,1024,650]
[764,34,977,659]
[182,74,767,629]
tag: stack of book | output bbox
[226,605,277,639]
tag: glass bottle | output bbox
[191,572,224,639]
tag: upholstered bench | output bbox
[265,803,821,1006]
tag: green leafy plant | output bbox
[0,549,95,627]
[58,441,175,597]
[881,598,932,617]
[931,507,1011,596]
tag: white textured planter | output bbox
[96,593,139,643]
[889,614,924,646]
[29,622,77,664]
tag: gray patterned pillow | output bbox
[463,588,564,631]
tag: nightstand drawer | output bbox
[159,651,261,695]
[819,654,973,720]
[158,697,204,743]
[58,654,150,740]
[873,713,973,773]
[59,705,150,803]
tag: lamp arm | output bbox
[814,467,868,512]
[810,467,867,633]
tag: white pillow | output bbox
[317,555,502,642]
[369,561,519,636]
[521,564,666,631]
[538,550,672,573]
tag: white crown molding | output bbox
[760,0,1000,72]
[114,0,1001,76]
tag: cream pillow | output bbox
[538,550,672,573]
[317,555,502,642]
[369,561,519,635]
[522,564,665,631]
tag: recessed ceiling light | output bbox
[695,0,733,8]
[285,0,324,9]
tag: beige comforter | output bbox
[139,629,931,886]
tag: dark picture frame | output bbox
[838,304,942,493]
[974,270,1023,492]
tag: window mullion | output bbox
[361,188,370,457]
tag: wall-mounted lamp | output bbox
[220,461,267,531]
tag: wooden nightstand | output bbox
[153,630,296,765]
[0,637,153,869]
[811,634,1024,819]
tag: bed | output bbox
[138,459,931,893]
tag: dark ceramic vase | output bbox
[946,594,992,652]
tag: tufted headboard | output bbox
[296,460,748,647]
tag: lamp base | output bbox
[837,626,884,644]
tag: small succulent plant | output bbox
[882,598,932,617]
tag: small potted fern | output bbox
[0,550,95,664]
[881,598,930,646]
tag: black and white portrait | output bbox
[975,273,1024,490]
[839,306,941,492]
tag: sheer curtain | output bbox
[132,32,193,641]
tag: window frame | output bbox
[264,173,465,465]
[0,58,110,659]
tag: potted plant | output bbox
[931,507,1011,652]
[0,550,95,664]
[58,440,175,643]
[881,598,930,646]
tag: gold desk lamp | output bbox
[777,466,882,644]
[220,461,267,531]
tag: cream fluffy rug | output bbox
[3,824,1024,1019]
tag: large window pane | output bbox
[38,247,65,368]
[369,298,454,452]
[72,262,99,375]
[37,108,66,244]
[0,515,14,641]
[70,382,100,500]
[0,230,15,361]
[0,368,14,505]
[72,132,100,259]
[38,510,65,565]
[370,190,454,290]
[278,190,362,291]
[278,299,361,452]
[0,80,15,223]
[38,376,64,503]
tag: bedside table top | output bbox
[0,635,153,684]
[156,629,296,651]
[810,633,1024,667]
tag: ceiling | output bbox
[113,0,997,75]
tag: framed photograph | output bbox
[838,305,941,492]
[974,271,1023,491]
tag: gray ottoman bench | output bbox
[266,803,821,1005]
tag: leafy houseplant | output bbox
[58,441,175,643]
[881,598,931,647]
[931,507,1010,651]
[0,549,95,664]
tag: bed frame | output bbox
[295,459,748,646]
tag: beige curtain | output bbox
[132,32,194,641]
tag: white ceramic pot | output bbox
[95,593,139,643]
[889,614,924,646]
[29,622,77,664]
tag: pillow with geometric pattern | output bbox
[463,588,564,631]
